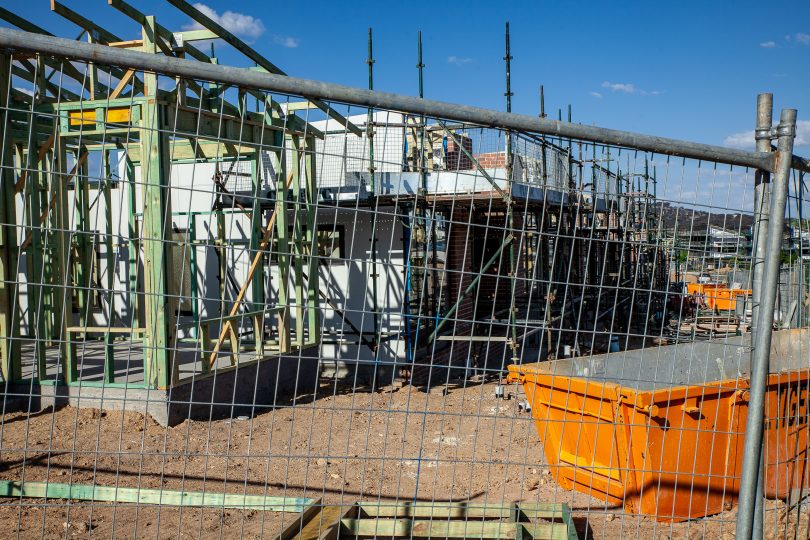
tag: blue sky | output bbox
[2,0,809,152]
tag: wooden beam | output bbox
[174,29,218,42]
[0,7,51,35]
[165,0,286,72]
[73,147,92,331]
[358,501,568,519]
[23,121,47,378]
[107,39,143,49]
[272,503,349,540]
[12,61,80,102]
[249,156,265,353]
[166,102,323,142]
[107,1,316,130]
[0,7,91,86]
[53,133,76,382]
[291,136,304,347]
[207,169,294,367]
[20,149,88,250]
[437,336,511,342]
[66,326,146,334]
[339,518,570,539]
[304,137,320,346]
[140,16,176,389]
[0,53,21,383]
[15,131,56,193]
[122,139,257,163]
[109,69,135,99]
[50,0,120,45]
[0,480,313,512]
[283,101,317,112]
[273,141,291,354]
[108,0,187,58]
[48,1,146,96]
[165,0,362,137]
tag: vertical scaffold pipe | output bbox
[366,28,381,367]
[504,22,518,363]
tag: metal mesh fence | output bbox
[0,24,808,540]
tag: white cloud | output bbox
[791,121,809,145]
[796,32,810,44]
[590,91,603,99]
[723,130,755,149]
[273,35,300,48]
[184,3,265,41]
[723,120,810,149]
[447,56,472,65]
[760,41,776,48]
[600,81,661,96]
[602,81,636,93]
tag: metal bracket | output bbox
[756,122,796,141]
[171,32,183,51]
[776,122,796,138]
[754,127,773,141]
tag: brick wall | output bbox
[473,211,528,317]
[437,135,474,170]
[410,206,531,383]
[474,151,507,169]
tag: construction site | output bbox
[0,2,809,539]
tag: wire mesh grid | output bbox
[0,45,807,540]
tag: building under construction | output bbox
[5,3,810,538]
[0,2,706,427]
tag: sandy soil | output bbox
[0,381,805,539]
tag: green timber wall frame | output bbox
[0,64,321,392]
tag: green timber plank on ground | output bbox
[340,518,570,539]
[359,501,513,519]
[516,502,569,520]
[0,481,312,513]
[273,503,351,540]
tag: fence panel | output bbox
[0,27,807,539]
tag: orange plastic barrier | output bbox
[507,355,810,522]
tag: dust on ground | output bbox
[0,381,804,538]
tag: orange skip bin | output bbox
[507,329,810,522]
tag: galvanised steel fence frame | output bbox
[0,24,808,539]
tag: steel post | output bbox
[750,92,773,540]
[751,94,774,331]
[736,108,797,539]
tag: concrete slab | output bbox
[4,345,321,426]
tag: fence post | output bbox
[736,108,797,539]
[749,92,773,540]
[751,94,773,335]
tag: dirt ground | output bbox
[0,381,806,539]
